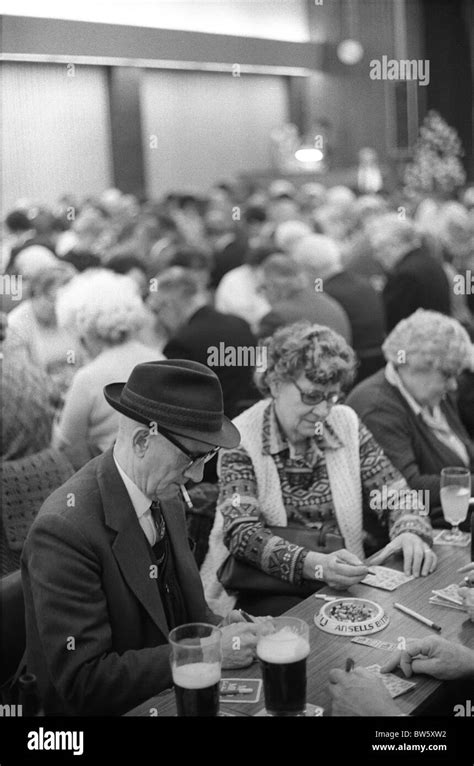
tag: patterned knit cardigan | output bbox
[200,399,365,616]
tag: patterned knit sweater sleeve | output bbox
[359,421,433,545]
[218,446,307,585]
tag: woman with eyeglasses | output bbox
[201,321,436,616]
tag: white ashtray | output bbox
[314,597,389,636]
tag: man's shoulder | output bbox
[181,306,253,340]
[312,288,347,315]
[274,289,319,316]
[396,249,443,277]
[34,453,105,528]
[331,270,379,299]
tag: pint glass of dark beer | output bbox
[169,623,222,716]
[257,617,310,716]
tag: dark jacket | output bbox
[346,369,474,526]
[21,449,219,716]
[383,247,451,332]
[458,370,474,440]
[257,287,352,344]
[210,234,248,288]
[324,270,386,381]
[164,305,258,419]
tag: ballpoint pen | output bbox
[334,557,376,576]
[239,609,256,623]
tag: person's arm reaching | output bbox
[329,666,401,716]
[382,636,474,681]
[220,448,368,589]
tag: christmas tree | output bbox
[404,110,466,199]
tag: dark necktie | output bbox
[150,499,166,544]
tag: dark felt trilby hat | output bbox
[104,359,240,449]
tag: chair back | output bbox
[0,570,25,689]
[1,447,74,575]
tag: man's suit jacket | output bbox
[383,247,451,332]
[324,270,385,353]
[257,287,352,344]
[21,449,219,716]
[164,305,258,419]
[210,233,247,288]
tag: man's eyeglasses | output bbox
[292,380,344,407]
[158,426,220,469]
[439,369,458,382]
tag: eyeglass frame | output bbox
[157,425,220,469]
[292,379,344,407]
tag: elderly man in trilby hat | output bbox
[21,360,260,715]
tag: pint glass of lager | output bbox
[169,623,222,716]
[257,617,310,716]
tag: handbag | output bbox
[217,523,344,596]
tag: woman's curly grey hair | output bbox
[383,310,472,374]
[56,268,147,346]
[255,321,357,397]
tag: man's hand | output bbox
[219,610,247,626]
[219,611,274,634]
[220,622,259,669]
[382,636,474,681]
[304,549,370,590]
[370,532,437,577]
[328,666,401,716]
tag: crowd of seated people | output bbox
[1,176,474,717]
[1,181,473,569]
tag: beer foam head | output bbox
[172,661,221,689]
[257,627,310,664]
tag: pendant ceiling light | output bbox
[337,0,364,65]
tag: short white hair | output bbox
[56,268,147,344]
[274,220,312,253]
[326,186,356,206]
[366,213,420,248]
[293,234,342,281]
[383,310,472,373]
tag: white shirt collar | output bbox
[113,452,151,520]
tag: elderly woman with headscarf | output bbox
[53,269,163,468]
[347,310,474,528]
[201,321,435,616]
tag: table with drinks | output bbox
[126,468,474,717]
[126,543,474,718]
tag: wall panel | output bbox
[141,70,288,195]
[1,62,112,212]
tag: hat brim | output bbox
[104,382,241,450]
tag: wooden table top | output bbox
[126,544,474,717]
